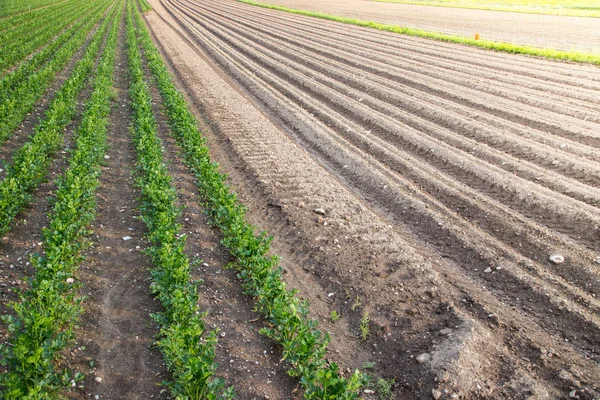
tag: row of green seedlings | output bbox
[0,0,113,143]
[0,0,82,48]
[131,2,366,398]
[0,0,118,239]
[0,0,112,143]
[0,3,55,33]
[0,0,98,74]
[0,0,67,18]
[0,2,121,397]
[125,3,234,398]
[0,5,98,107]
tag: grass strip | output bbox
[0,0,112,144]
[132,3,365,398]
[125,2,233,398]
[235,0,600,65]
[0,2,120,397]
[0,1,117,239]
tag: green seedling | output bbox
[360,311,370,341]
[330,310,341,322]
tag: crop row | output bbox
[0,0,109,112]
[0,0,97,75]
[131,1,365,398]
[125,1,234,397]
[0,1,120,397]
[0,0,69,18]
[0,0,80,44]
[0,0,112,144]
[0,1,117,239]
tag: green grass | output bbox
[370,0,600,18]
[236,0,600,65]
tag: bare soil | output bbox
[141,0,600,398]
[2,0,600,398]
[249,0,600,54]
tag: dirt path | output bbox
[144,0,600,398]
[250,0,600,54]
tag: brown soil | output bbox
[250,0,600,54]
[141,0,600,398]
[2,0,600,398]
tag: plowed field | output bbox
[144,0,600,398]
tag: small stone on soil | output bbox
[66,278,74,284]
[313,208,326,215]
[416,353,431,364]
[95,377,102,383]
[432,389,442,399]
[484,267,492,273]
[439,328,452,336]
[122,236,132,241]
[549,254,564,264]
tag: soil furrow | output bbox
[211,0,600,85]
[165,0,600,259]
[170,0,600,202]
[190,0,600,115]
[145,0,600,397]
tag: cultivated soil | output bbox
[2,0,600,398]
[246,0,600,54]
[141,0,600,398]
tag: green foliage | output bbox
[375,378,395,400]
[360,312,370,341]
[0,3,121,396]
[0,0,113,144]
[130,1,366,397]
[330,310,340,322]
[0,0,115,239]
[125,2,233,398]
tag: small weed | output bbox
[376,378,395,400]
[330,310,340,322]
[351,295,361,311]
[362,361,375,370]
[360,311,370,341]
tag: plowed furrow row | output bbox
[167,0,600,253]
[214,0,600,86]
[174,0,600,201]
[179,0,600,151]
[190,0,600,117]
[161,0,600,367]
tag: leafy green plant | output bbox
[0,3,121,397]
[130,1,365,396]
[0,0,115,239]
[0,0,112,144]
[360,312,370,341]
[125,2,233,397]
[330,310,340,322]
[376,378,395,400]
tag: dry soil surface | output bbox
[247,0,600,54]
[143,0,600,398]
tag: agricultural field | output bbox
[369,0,600,18]
[0,0,599,399]
[254,0,600,54]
